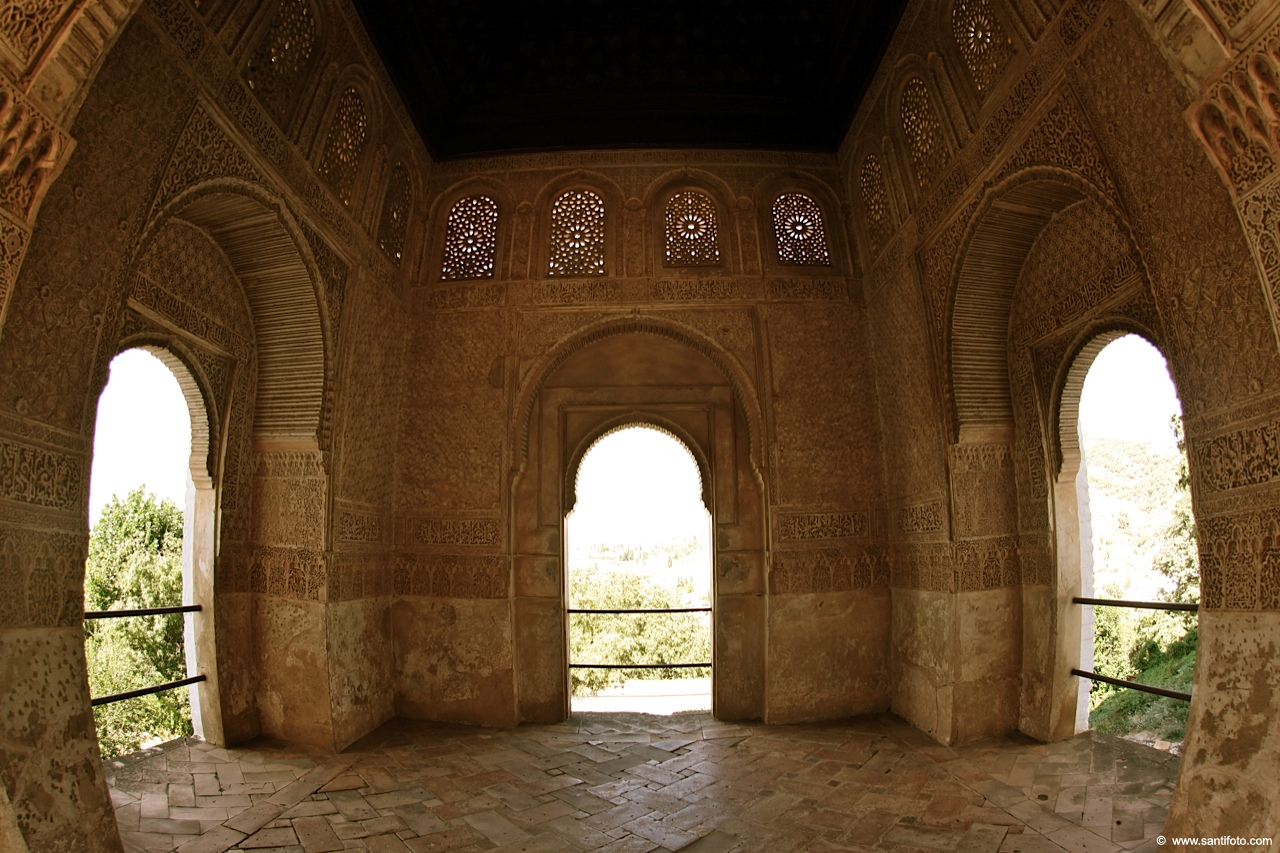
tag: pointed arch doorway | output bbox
[511,323,768,724]
[566,423,714,714]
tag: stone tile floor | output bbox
[105,713,1179,853]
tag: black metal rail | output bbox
[570,663,711,669]
[1072,597,1197,612]
[1071,668,1191,702]
[568,607,711,614]
[84,606,205,705]
[569,607,711,671]
[84,604,202,619]
[91,675,206,707]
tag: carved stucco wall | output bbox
[5,0,1280,846]
[0,0,428,848]
[844,0,1280,834]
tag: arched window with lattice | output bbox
[441,195,499,280]
[952,0,1013,96]
[318,87,368,206]
[664,191,721,266]
[548,190,606,276]
[901,78,947,189]
[860,154,892,255]
[771,193,831,266]
[243,0,317,128]
[378,162,412,265]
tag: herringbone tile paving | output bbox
[104,713,1177,853]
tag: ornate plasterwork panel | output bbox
[0,0,71,69]
[664,190,721,266]
[393,553,507,598]
[547,189,606,276]
[441,195,498,280]
[952,0,1014,96]
[1010,197,1141,347]
[0,436,84,510]
[0,78,73,224]
[414,518,501,548]
[377,161,412,265]
[0,523,84,628]
[771,192,831,266]
[770,546,885,593]
[243,0,316,129]
[319,87,368,206]
[898,501,945,533]
[777,511,870,541]
[860,154,892,257]
[901,78,948,189]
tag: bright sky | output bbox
[1078,334,1182,447]
[567,426,711,548]
[88,349,192,528]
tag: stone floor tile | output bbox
[363,834,413,853]
[103,714,1183,853]
[461,810,530,846]
[596,836,659,853]
[240,827,301,849]
[292,816,344,853]
[175,826,247,853]
[621,813,698,849]
[1044,825,1122,853]
[319,775,367,794]
[998,831,1071,853]
[226,802,287,835]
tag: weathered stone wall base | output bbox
[0,627,120,853]
[766,589,890,724]
[254,598,334,749]
[1168,610,1280,838]
[392,598,516,727]
[328,598,394,750]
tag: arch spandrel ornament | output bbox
[511,315,766,482]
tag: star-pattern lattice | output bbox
[772,193,831,266]
[442,195,499,280]
[665,191,721,266]
[548,190,606,276]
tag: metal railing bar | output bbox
[567,608,711,614]
[91,675,206,707]
[85,605,202,620]
[1072,597,1198,612]
[570,663,712,669]
[1071,668,1191,702]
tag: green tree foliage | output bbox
[1086,416,1198,742]
[84,488,191,758]
[569,546,711,696]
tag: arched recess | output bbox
[425,176,517,282]
[1051,328,1187,737]
[510,316,768,724]
[642,169,741,276]
[148,182,331,451]
[949,170,1120,441]
[753,172,850,275]
[133,180,335,747]
[100,337,224,743]
[531,170,626,278]
[949,167,1163,742]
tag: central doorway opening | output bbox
[566,424,713,714]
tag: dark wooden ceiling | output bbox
[352,1,910,160]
